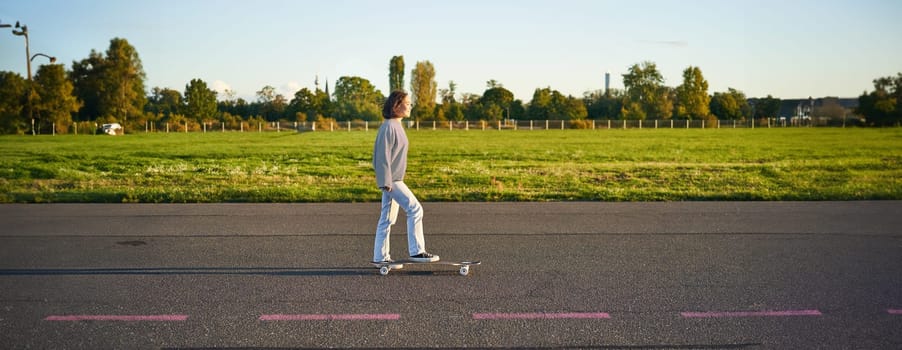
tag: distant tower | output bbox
[315,75,320,91]
[604,71,611,96]
[325,78,330,101]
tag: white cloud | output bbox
[211,80,232,94]
[280,81,301,97]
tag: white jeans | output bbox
[373,181,426,262]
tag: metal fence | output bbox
[292,118,843,132]
[57,117,857,135]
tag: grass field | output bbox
[0,128,899,202]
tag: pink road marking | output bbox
[888,309,902,315]
[472,312,611,320]
[681,310,822,318]
[44,315,188,321]
[259,313,400,321]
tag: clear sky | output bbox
[2,0,900,102]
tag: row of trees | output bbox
[1,37,899,134]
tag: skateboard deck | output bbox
[371,260,481,276]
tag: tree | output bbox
[289,87,331,121]
[410,61,437,121]
[622,61,672,119]
[528,87,587,121]
[0,71,28,134]
[69,50,105,121]
[752,95,781,120]
[256,85,287,121]
[857,73,902,126]
[70,38,146,124]
[32,64,81,134]
[147,87,183,119]
[389,55,405,92]
[584,89,623,120]
[621,101,646,120]
[710,88,751,120]
[184,79,218,122]
[439,81,457,105]
[813,98,848,124]
[218,96,250,120]
[257,86,276,104]
[674,66,710,120]
[333,76,383,121]
[481,83,515,121]
[104,38,146,124]
[438,81,465,121]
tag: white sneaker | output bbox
[373,259,403,269]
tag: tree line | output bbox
[1,37,899,134]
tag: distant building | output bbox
[604,71,610,95]
[776,97,858,120]
[747,97,858,119]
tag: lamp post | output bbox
[11,22,31,80]
[10,23,55,135]
[11,22,37,134]
[29,53,57,134]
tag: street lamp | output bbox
[11,22,55,135]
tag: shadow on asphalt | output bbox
[0,267,388,277]
[162,345,762,349]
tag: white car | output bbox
[102,123,123,135]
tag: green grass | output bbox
[0,128,899,202]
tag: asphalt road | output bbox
[0,202,900,349]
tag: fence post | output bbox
[623,120,626,129]
[608,120,611,129]
[655,120,658,129]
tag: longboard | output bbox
[371,260,481,276]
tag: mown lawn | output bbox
[0,128,899,202]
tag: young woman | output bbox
[372,90,439,264]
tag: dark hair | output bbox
[382,90,408,119]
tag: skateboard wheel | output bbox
[459,266,469,276]
[379,266,390,275]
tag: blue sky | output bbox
[1,0,900,102]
